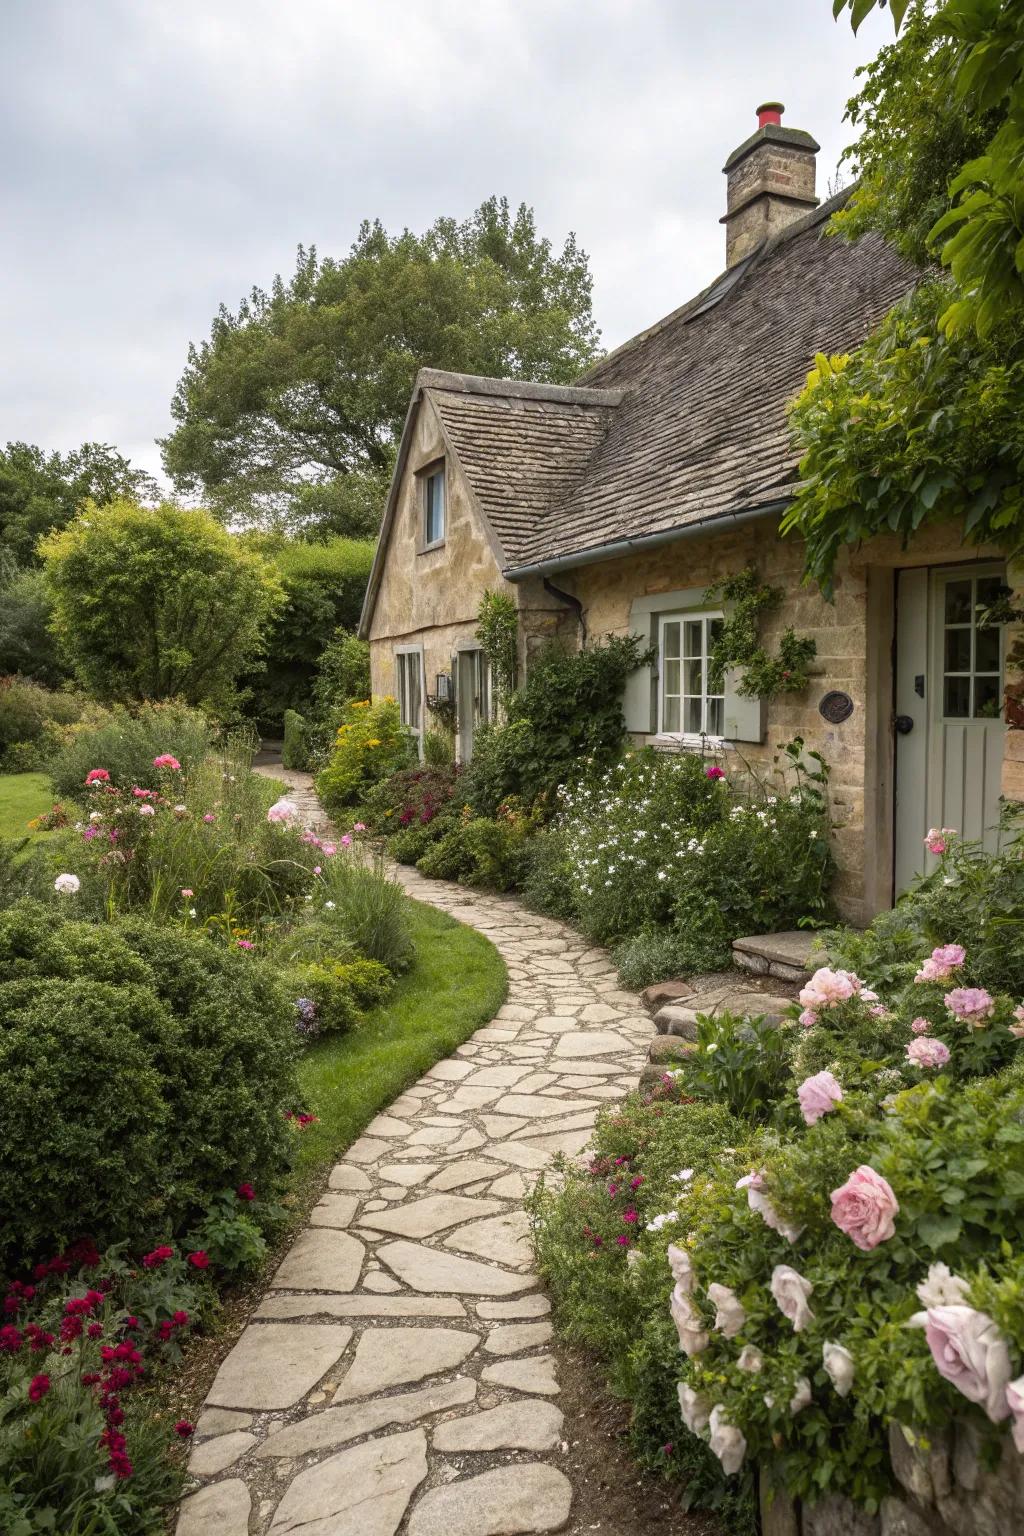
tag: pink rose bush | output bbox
[830,1166,899,1250]
[944,987,995,1029]
[799,966,876,1012]
[912,1306,1012,1424]
[915,943,966,984]
[925,826,957,855]
[905,1036,951,1070]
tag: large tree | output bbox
[783,0,1024,588]
[0,441,158,568]
[160,197,601,533]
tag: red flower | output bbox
[705,764,726,780]
[28,1373,50,1401]
[0,1325,23,1353]
[187,1250,209,1269]
[174,1420,194,1438]
[237,1183,255,1202]
[122,1315,140,1330]
[85,768,111,785]
[81,1371,101,1386]
[141,1245,174,1269]
[87,1323,104,1339]
[172,1310,189,1327]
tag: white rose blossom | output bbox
[707,1283,746,1339]
[736,1171,804,1244]
[677,1382,712,1436]
[670,1285,709,1357]
[789,1377,813,1415]
[708,1405,747,1474]
[737,1345,763,1373]
[915,1262,971,1309]
[667,1244,696,1295]
[53,873,81,894]
[822,1341,855,1397]
[770,1265,815,1332]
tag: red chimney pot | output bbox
[757,101,784,128]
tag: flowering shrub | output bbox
[0,1236,207,1531]
[361,764,464,864]
[315,697,415,814]
[47,699,214,801]
[0,900,298,1269]
[416,802,537,891]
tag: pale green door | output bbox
[894,563,1006,894]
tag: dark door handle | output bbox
[894,714,914,735]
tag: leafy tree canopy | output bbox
[784,1,1024,588]
[161,197,601,534]
[40,500,284,710]
[0,441,158,568]
[833,0,1024,335]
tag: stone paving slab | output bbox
[176,787,652,1535]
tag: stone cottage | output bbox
[359,104,1011,923]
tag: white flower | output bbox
[736,1172,803,1243]
[770,1265,815,1332]
[670,1285,709,1357]
[677,1382,712,1436]
[789,1377,812,1415]
[671,1169,695,1185]
[707,1283,746,1339]
[667,1244,696,1294]
[53,873,81,895]
[822,1341,855,1397]
[324,900,336,910]
[916,1262,970,1309]
[708,1405,746,1474]
[189,907,197,918]
[89,810,103,823]
[646,1211,679,1232]
[138,804,155,817]
[737,1344,763,1373]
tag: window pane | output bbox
[425,471,445,543]
[663,695,680,732]
[975,625,1000,673]
[944,580,973,624]
[707,697,724,736]
[944,628,971,673]
[684,696,702,733]
[976,576,1004,610]
[683,659,702,696]
[683,620,703,659]
[663,621,681,660]
[944,675,970,718]
[663,658,680,698]
[974,675,1001,719]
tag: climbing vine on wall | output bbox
[704,567,817,699]
[476,589,518,701]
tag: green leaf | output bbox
[916,1211,963,1250]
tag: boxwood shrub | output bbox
[0,901,299,1271]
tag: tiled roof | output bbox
[411,194,917,578]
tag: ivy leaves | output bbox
[703,568,817,697]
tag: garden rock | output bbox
[639,978,695,1011]
[407,1463,572,1536]
[206,1323,353,1410]
[271,1228,364,1291]
[433,1399,564,1451]
[269,1427,428,1535]
[256,1377,476,1458]
[334,1326,479,1400]
[733,929,824,981]
[177,1478,251,1536]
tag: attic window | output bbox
[423,465,446,547]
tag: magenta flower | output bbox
[705,765,725,780]
[944,987,995,1028]
[84,769,110,786]
[152,754,181,770]
[911,1017,932,1035]
[236,939,254,951]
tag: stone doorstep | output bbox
[654,989,794,1037]
[732,929,827,982]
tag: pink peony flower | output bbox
[924,827,955,855]
[180,888,193,899]
[705,765,725,780]
[267,798,299,825]
[340,834,352,847]
[131,787,155,799]
[911,1017,932,1035]
[352,822,367,832]
[152,754,181,770]
[830,1165,899,1250]
[944,987,995,1028]
[906,1036,951,1070]
[919,1306,1011,1424]
[138,804,155,817]
[915,944,966,984]
[84,769,110,785]
[797,1009,818,1029]
[798,967,873,1013]
[797,1070,843,1126]
[321,843,336,857]
[203,813,215,823]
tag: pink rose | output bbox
[915,944,966,984]
[911,1017,932,1035]
[705,765,725,780]
[905,1036,950,1070]
[944,987,995,1028]
[924,827,949,855]
[340,834,353,847]
[798,1009,818,1029]
[797,1070,843,1126]
[830,1165,899,1250]
[921,1306,1011,1424]
[152,754,181,770]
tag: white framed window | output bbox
[658,611,725,738]
[423,465,445,546]
[395,648,423,738]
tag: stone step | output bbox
[654,986,794,1038]
[731,930,826,983]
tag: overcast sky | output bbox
[1,0,893,486]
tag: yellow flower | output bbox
[366,738,381,748]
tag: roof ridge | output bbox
[578,185,857,384]
[416,368,624,408]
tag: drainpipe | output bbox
[543,577,587,648]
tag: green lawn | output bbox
[292,898,507,1195]
[0,771,55,840]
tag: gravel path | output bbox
[177,771,653,1536]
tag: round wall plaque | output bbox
[819,690,854,724]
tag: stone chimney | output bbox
[721,102,820,267]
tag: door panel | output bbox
[895,563,1006,894]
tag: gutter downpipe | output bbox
[542,577,587,647]
[503,500,790,583]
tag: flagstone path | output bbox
[178,770,654,1536]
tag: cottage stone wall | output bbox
[558,517,1001,925]
[762,1420,1024,1536]
[366,396,574,709]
